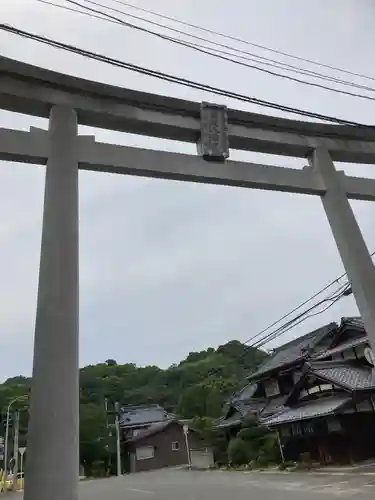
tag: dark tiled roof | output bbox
[216,398,266,428]
[313,336,367,360]
[216,412,242,428]
[126,420,174,442]
[341,317,364,330]
[233,384,257,401]
[261,394,350,426]
[234,398,266,417]
[260,395,287,417]
[309,361,375,391]
[120,404,168,427]
[248,323,337,379]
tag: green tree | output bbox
[228,438,250,465]
[238,418,280,465]
[0,340,267,473]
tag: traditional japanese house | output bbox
[119,404,172,440]
[218,317,375,465]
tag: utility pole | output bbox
[12,411,20,491]
[114,402,121,476]
[104,398,111,475]
[115,414,121,476]
[2,411,10,491]
[183,425,191,469]
[276,431,285,463]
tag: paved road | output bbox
[77,468,375,500]
[13,468,375,499]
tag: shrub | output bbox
[227,438,250,466]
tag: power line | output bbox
[108,0,375,83]
[37,0,118,23]
[238,280,346,353]
[1,23,370,126]
[205,247,371,383]
[61,0,375,102]
[203,282,353,385]
[252,284,352,349]
[248,283,350,350]
[43,0,375,95]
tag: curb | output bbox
[242,469,375,476]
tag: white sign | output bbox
[18,447,26,456]
[183,424,189,434]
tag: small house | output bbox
[126,420,211,473]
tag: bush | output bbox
[237,419,281,467]
[89,460,106,477]
[260,435,280,463]
[227,438,250,466]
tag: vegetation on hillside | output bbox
[0,340,267,473]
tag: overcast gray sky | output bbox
[1,0,375,380]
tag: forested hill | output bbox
[0,339,267,421]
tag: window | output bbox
[264,379,280,397]
[136,446,154,460]
[171,441,180,451]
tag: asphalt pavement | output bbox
[12,467,375,499]
[78,468,375,500]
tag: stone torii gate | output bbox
[1,55,375,500]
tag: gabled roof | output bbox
[341,317,364,330]
[248,322,337,380]
[321,317,366,352]
[233,384,257,401]
[216,397,266,428]
[216,412,242,429]
[260,395,287,418]
[233,398,266,417]
[126,420,174,443]
[309,361,375,391]
[120,404,168,428]
[313,335,367,361]
[261,394,351,426]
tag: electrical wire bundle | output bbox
[2,0,375,125]
[202,270,361,383]
[35,0,375,103]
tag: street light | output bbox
[2,395,28,491]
